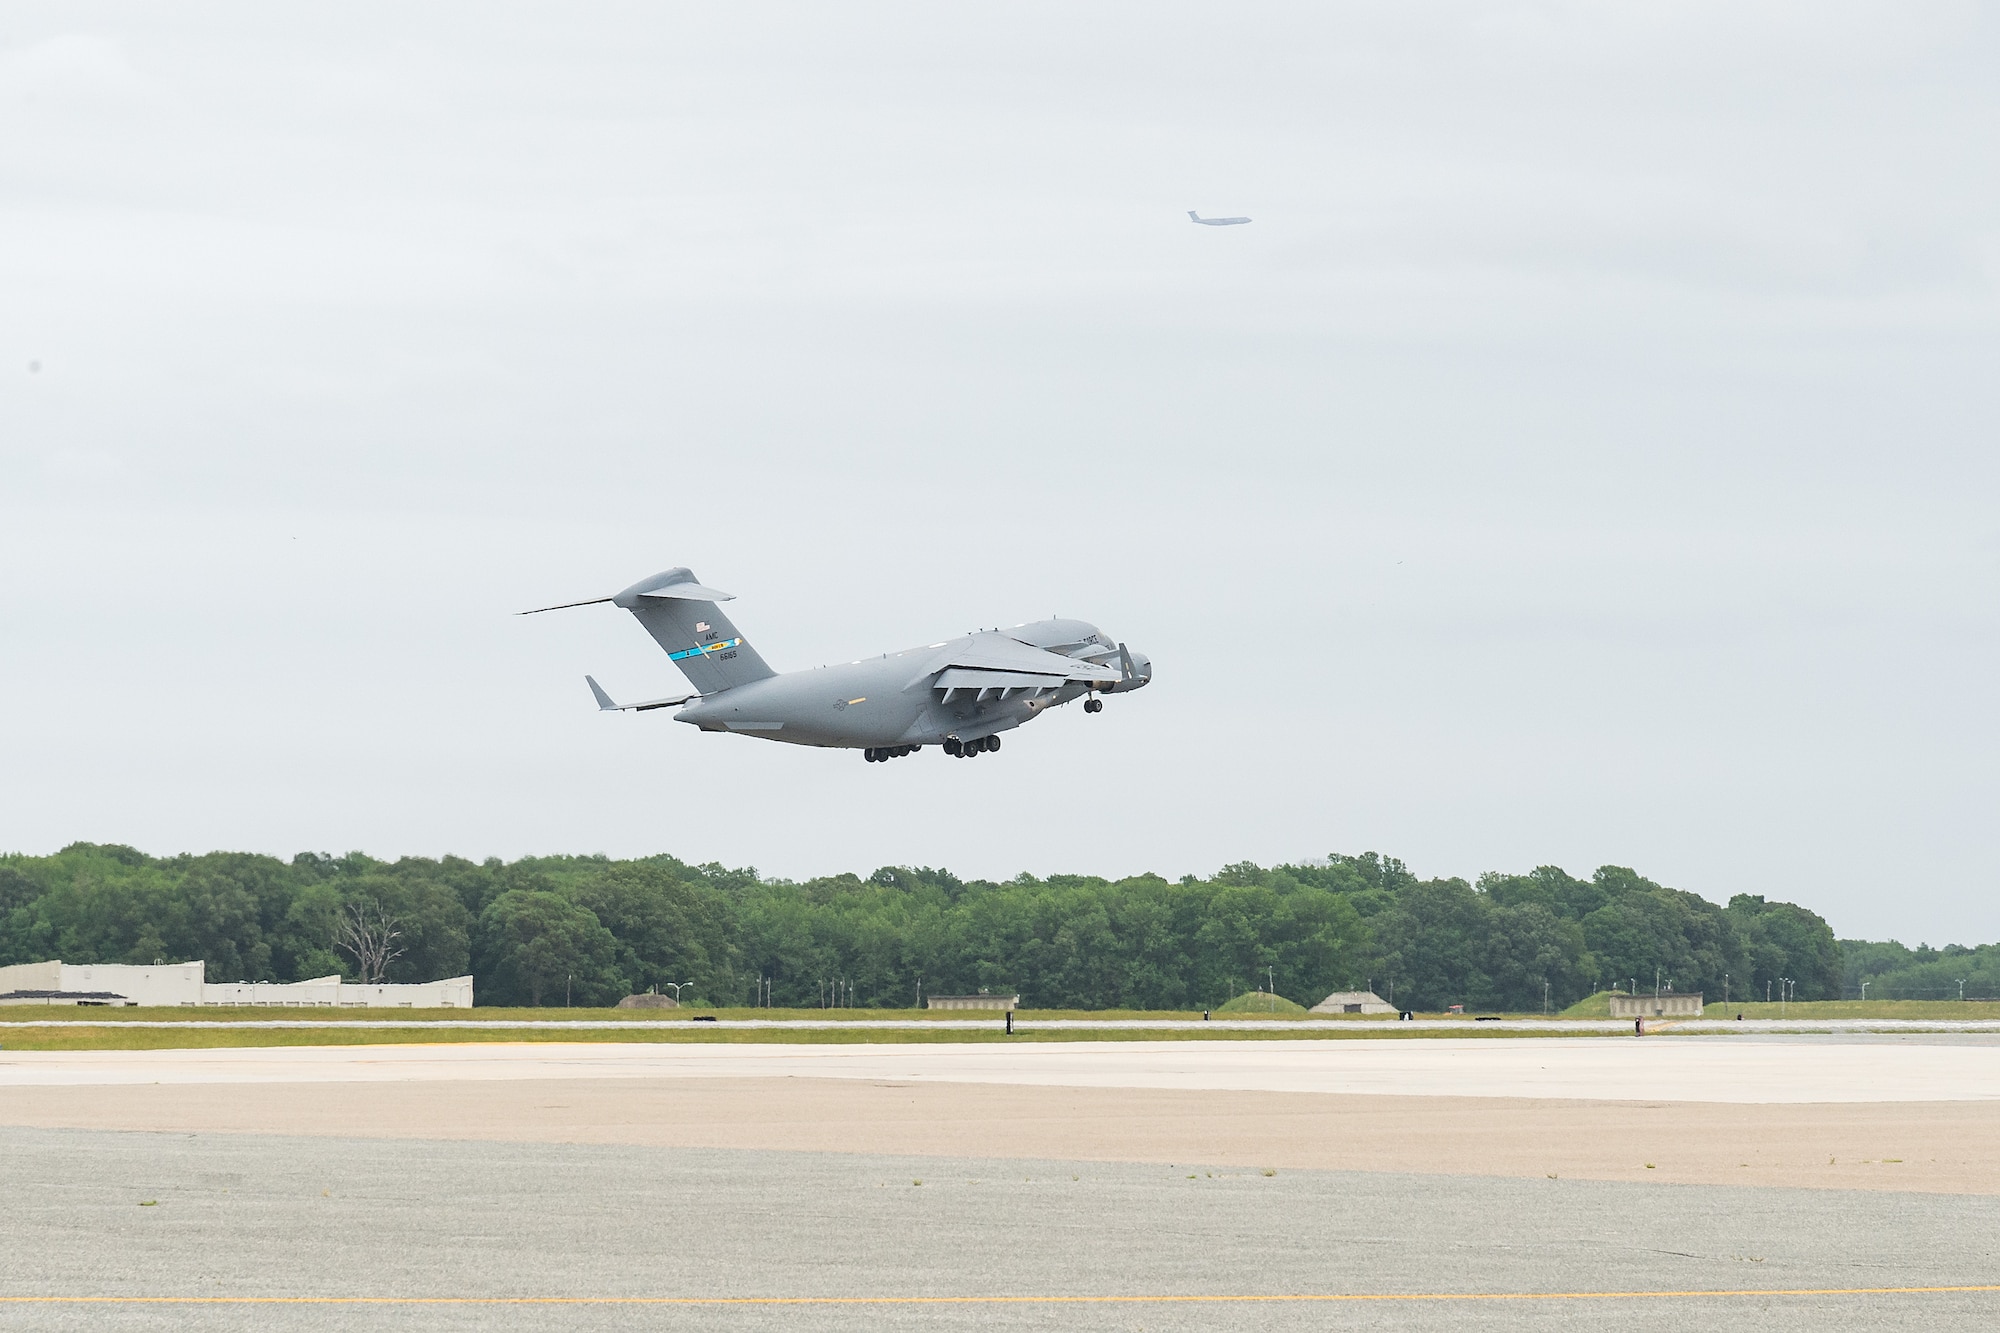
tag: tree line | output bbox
[0,841,1950,1011]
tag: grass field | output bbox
[0,1022,1601,1052]
[9,998,2000,1052]
[0,1004,1387,1025]
[1559,992,2000,1021]
[0,1002,1527,1051]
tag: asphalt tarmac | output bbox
[4,1126,1997,1332]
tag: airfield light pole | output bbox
[1724,973,1729,1004]
[1861,981,1869,1001]
[1960,979,1966,1002]
[662,981,693,1004]
[1267,967,1276,1013]
[566,974,571,1008]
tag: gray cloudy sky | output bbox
[3,3,1996,942]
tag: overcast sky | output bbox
[3,3,1996,942]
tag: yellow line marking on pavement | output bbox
[5,1287,1999,1305]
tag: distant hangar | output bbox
[1312,990,1395,1015]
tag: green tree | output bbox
[472,890,625,1006]
[1727,895,1841,1000]
[1372,878,1488,1010]
[568,861,733,1001]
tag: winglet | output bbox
[585,675,618,711]
[1187,210,1199,221]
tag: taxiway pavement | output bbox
[5,1126,1999,1332]
[8,1035,2000,1101]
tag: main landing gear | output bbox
[1084,697,1104,714]
[942,735,1000,758]
[864,745,920,763]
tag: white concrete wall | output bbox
[0,961,63,994]
[60,962,205,1005]
[200,976,343,1007]
[331,977,474,1008]
[0,961,472,1008]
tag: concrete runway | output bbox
[10,1035,2000,1102]
[9,1037,2000,1329]
[4,1126,1999,1332]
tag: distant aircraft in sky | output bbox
[1188,210,1251,226]
[523,567,1152,762]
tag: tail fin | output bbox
[1187,210,1200,221]
[612,568,777,694]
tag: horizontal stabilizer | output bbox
[584,675,697,713]
[637,582,735,602]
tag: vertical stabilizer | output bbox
[612,568,777,695]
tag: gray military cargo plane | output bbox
[1188,210,1251,226]
[523,567,1152,761]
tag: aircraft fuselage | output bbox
[675,621,1149,748]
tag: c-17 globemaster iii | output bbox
[522,567,1152,761]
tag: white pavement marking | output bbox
[4,1039,1999,1103]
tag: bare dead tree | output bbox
[333,899,405,984]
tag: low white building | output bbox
[926,993,1020,1011]
[0,960,472,1008]
[1312,990,1396,1015]
[1608,991,1702,1019]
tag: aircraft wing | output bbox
[910,636,1125,691]
[937,667,1075,691]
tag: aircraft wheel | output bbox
[864,748,878,762]
[986,735,1001,753]
[943,739,961,756]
